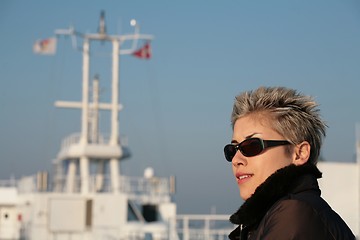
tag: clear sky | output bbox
[1,0,360,214]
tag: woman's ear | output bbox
[292,141,311,166]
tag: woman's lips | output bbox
[236,173,253,184]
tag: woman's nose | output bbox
[232,150,247,166]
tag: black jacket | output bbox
[229,164,355,240]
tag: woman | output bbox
[225,86,355,239]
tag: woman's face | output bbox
[231,115,295,200]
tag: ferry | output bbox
[0,12,234,240]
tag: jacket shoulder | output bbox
[254,197,355,240]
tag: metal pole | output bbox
[110,39,120,193]
[110,39,119,146]
[80,38,90,145]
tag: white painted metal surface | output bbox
[318,161,359,236]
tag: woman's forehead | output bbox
[233,114,280,137]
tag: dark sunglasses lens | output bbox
[224,144,236,162]
[240,138,263,157]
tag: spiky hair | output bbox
[231,86,327,164]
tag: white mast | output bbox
[90,75,99,143]
[54,13,153,194]
[110,39,120,192]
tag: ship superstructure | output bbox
[0,13,234,240]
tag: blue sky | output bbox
[1,0,360,214]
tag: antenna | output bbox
[98,10,107,36]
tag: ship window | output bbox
[127,200,146,222]
[142,204,158,222]
[86,199,92,227]
[127,202,138,221]
[145,233,153,240]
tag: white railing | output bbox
[0,179,17,188]
[20,224,173,240]
[60,132,129,150]
[120,176,172,195]
[28,174,173,198]
[176,214,235,240]
[17,215,234,240]
[60,133,81,149]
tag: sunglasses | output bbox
[224,138,291,161]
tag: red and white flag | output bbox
[33,37,57,55]
[132,42,151,59]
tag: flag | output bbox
[33,37,57,55]
[132,42,151,59]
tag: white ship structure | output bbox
[0,13,234,240]
[317,126,360,238]
[0,12,358,240]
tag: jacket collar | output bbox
[229,164,322,227]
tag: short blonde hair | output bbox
[231,86,327,164]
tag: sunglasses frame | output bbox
[224,137,291,162]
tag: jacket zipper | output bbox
[239,224,251,240]
[239,224,244,240]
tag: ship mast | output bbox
[54,12,153,194]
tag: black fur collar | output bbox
[229,164,322,227]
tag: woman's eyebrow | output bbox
[231,132,258,143]
[245,133,258,139]
[231,133,258,144]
